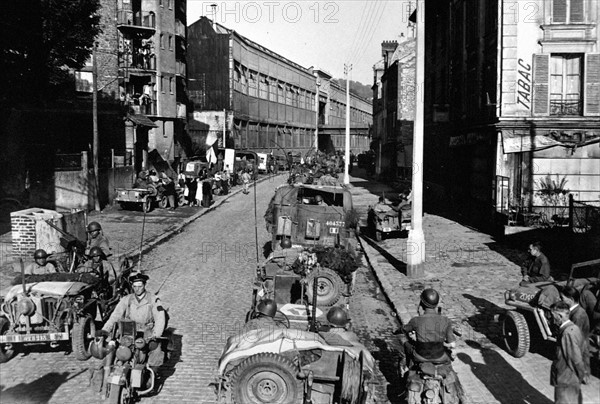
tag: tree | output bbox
[1,0,102,106]
[334,79,373,101]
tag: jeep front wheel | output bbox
[72,315,95,361]
[231,353,303,404]
[0,317,16,363]
[503,310,530,358]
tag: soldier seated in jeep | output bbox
[520,241,553,285]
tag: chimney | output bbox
[381,40,399,70]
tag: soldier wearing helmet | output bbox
[325,306,376,370]
[245,299,279,330]
[23,249,58,275]
[399,288,456,370]
[85,221,112,258]
[77,246,117,296]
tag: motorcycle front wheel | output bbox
[108,384,132,404]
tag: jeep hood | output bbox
[2,281,90,301]
[218,327,374,375]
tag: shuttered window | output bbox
[550,54,582,116]
[532,54,550,116]
[552,0,584,23]
[584,54,600,116]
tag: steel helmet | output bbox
[90,339,110,360]
[314,195,323,204]
[327,306,350,327]
[87,222,102,232]
[88,246,104,258]
[420,288,440,309]
[256,299,277,318]
[280,237,292,249]
[33,249,48,259]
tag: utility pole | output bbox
[92,41,100,211]
[223,108,226,147]
[407,0,425,278]
[314,75,320,151]
[344,63,352,185]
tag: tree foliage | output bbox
[334,79,373,101]
[1,0,102,105]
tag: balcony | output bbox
[175,20,186,37]
[176,60,186,76]
[550,99,582,116]
[117,10,156,38]
[127,96,156,116]
[121,53,156,71]
[176,102,186,118]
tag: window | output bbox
[160,34,164,49]
[285,85,292,105]
[161,76,165,93]
[259,76,269,99]
[550,54,582,115]
[552,0,584,23]
[169,35,173,51]
[159,0,163,7]
[169,77,174,94]
[248,71,257,97]
[240,67,247,93]
[167,0,172,9]
[277,83,284,104]
[233,64,242,92]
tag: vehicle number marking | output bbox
[326,221,344,227]
[519,293,535,301]
[329,227,339,234]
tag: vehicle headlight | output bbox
[116,346,133,361]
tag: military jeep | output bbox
[503,259,600,358]
[216,327,376,404]
[0,262,132,362]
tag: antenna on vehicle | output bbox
[253,169,259,263]
[138,204,148,271]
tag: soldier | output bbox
[102,272,167,372]
[245,299,278,329]
[78,247,117,286]
[23,249,58,275]
[85,221,112,258]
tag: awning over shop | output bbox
[501,131,564,153]
[126,114,158,128]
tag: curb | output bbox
[119,174,282,265]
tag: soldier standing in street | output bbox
[23,249,57,275]
[85,221,112,258]
[550,301,589,404]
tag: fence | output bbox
[570,195,600,234]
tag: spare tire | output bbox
[72,315,95,361]
[231,352,302,404]
[305,267,343,306]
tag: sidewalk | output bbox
[347,172,600,404]
[0,174,279,290]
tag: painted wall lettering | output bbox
[516,58,532,110]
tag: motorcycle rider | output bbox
[85,221,112,258]
[399,288,464,402]
[23,249,58,275]
[102,272,167,378]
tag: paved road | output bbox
[0,175,404,404]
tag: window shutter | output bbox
[552,0,566,22]
[570,0,584,22]
[584,54,600,116]
[532,54,550,116]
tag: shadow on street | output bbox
[359,235,407,275]
[458,340,553,404]
[0,370,81,403]
[371,338,403,404]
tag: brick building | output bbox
[424,0,600,229]
[186,17,371,156]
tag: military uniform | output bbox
[551,320,587,404]
[102,291,166,366]
[23,261,57,275]
[403,308,456,362]
[86,234,112,258]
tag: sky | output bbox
[187,1,414,85]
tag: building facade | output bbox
[425,0,600,228]
[372,39,416,180]
[186,17,371,156]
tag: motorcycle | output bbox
[91,320,163,403]
[398,323,464,404]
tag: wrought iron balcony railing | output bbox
[550,99,582,116]
[117,10,156,30]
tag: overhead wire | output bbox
[344,0,377,63]
[348,1,388,67]
[346,0,381,64]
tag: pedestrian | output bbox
[221,167,230,195]
[579,280,600,331]
[160,172,176,210]
[550,301,589,404]
[185,176,196,206]
[194,177,203,207]
[241,169,252,194]
[561,285,591,377]
[520,241,552,285]
[202,178,212,207]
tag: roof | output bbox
[126,114,158,128]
